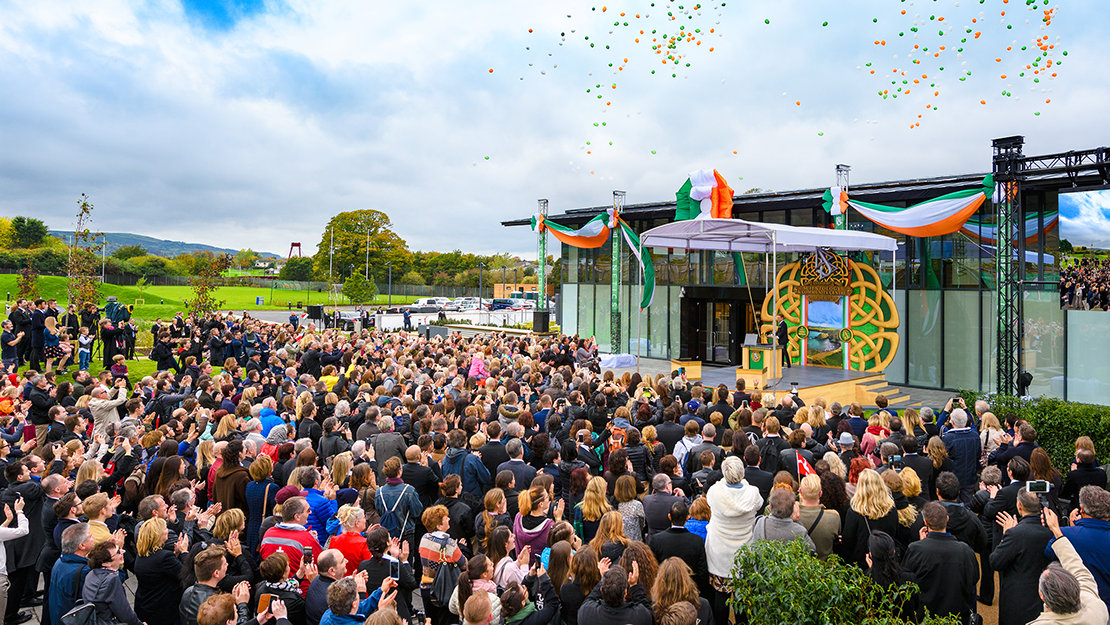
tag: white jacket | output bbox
[0,512,29,573]
[705,480,763,577]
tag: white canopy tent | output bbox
[638,218,898,363]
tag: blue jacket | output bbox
[304,488,339,541]
[319,590,384,625]
[49,553,90,625]
[441,447,490,496]
[259,408,284,437]
[1047,517,1110,605]
[941,428,982,487]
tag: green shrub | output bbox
[727,540,959,625]
[958,391,1110,470]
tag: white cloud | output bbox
[0,0,1106,259]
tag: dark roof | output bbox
[502,171,992,227]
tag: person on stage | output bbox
[775,314,791,369]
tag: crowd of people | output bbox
[0,305,1104,625]
[1060,256,1110,310]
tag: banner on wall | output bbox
[823,175,994,237]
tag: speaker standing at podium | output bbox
[775,314,791,369]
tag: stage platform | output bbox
[700,364,903,407]
[599,356,912,408]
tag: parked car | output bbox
[490,298,516,311]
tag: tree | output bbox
[279,256,315,281]
[234,248,260,269]
[1060,238,1073,253]
[342,273,376,304]
[400,270,425,285]
[0,218,13,249]
[135,276,149,299]
[112,244,148,260]
[66,194,104,309]
[16,266,38,299]
[183,253,232,317]
[10,216,48,248]
[313,209,410,282]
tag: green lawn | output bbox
[0,275,419,321]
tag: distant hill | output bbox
[48,230,280,259]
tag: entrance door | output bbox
[706,302,732,363]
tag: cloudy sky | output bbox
[1060,188,1110,251]
[0,0,1106,258]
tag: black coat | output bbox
[4,478,45,570]
[359,556,418,619]
[989,515,1054,625]
[577,580,651,625]
[1060,463,1108,511]
[655,421,685,456]
[477,440,510,478]
[839,507,904,566]
[647,526,711,597]
[902,533,979,621]
[983,481,1027,550]
[742,464,774,505]
[902,453,936,499]
[134,549,186,625]
[402,462,443,509]
[940,500,994,603]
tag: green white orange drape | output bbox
[532,210,655,309]
[823,175,994,237]
[676,169,734,220]
[960,211,1058,245]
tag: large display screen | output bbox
[1059,187,1110,311]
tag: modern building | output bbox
[503,137,1109,403]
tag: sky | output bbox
[0,0,1107,259]
[1060,188,1110,251]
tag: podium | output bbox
[736,343,783,390]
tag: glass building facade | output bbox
[518,173,1093,399]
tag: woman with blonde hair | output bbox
[588,510,631,561]
[213,413,238,440]
[329,504,372,575]
[899,467,927,509]
[979,412,1004,463]
[641,425,665,474]
[881,469,919,530]
[331,451,353,489]
[839,468,901,566]
[902,408,927,444]
[651,557,713,625]
[572,476,611,543]
[76,459,105,487]
[134,517,190,625]
[822,451,847,480]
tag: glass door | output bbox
[706,302,732,363]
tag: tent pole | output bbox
[637,238,643,373]
[772,231,779,382]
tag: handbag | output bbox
[429,536,461,608]
[60,602,116,625]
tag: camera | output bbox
[889,455,903,469]
[1026,480,1051,494]
[410,611,425,625]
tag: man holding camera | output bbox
[992,491,1054,625]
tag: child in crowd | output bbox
[77,326,93,371]
[110,353,129,385]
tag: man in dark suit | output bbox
[643,474,685,536]
[4,460,46,624]
[7,299,31,367]
[990,491,1054,625]
[655,407,685,456]
[903,502,979,624]
[648,500,710,597]
[900,438,935,499]
[742,446,773,505]
[984,456,1031,550]
[775,314,790,368]
[496,439,537,489]
[574,430,601,475]
[477,422,510,479]
[401,446,442,509]
[986,422,1039,470]
[28,299,46,372]
[935,471,993,605]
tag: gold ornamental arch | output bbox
[759,256,900,372]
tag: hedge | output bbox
[727,539,959,625]
[958,391,1110,471]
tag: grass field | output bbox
[0,273,421,387]
[0,275,418,322]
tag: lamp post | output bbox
[501,267,507,297]
[365,228,370,278]
[387,261,393,307]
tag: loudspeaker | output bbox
[306,305,324,320]
[533,310,550,333]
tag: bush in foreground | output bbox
[727,539,960,625]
